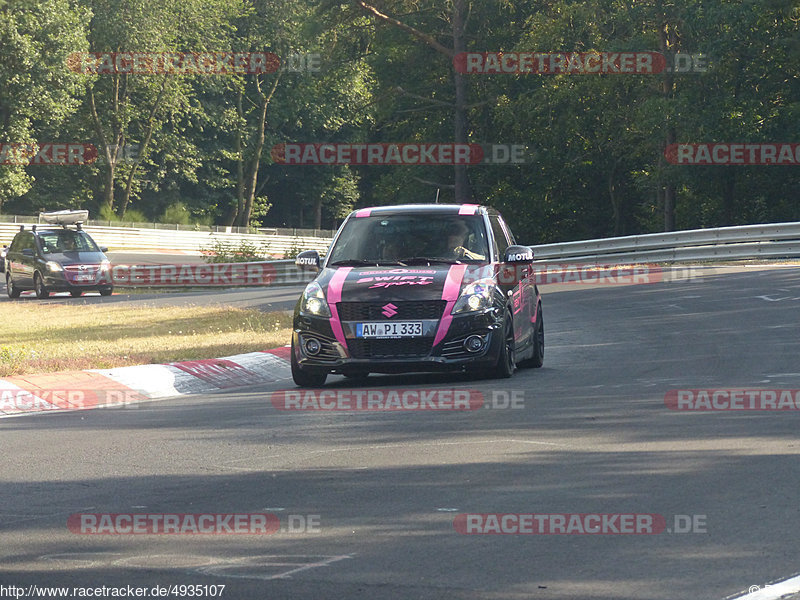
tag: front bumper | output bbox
[42,270,113,291]
[293,307,504,374]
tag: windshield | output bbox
[37,230,101,253]
[327,214,490,265]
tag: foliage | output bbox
[2,0,798,241]
[201,237,272,263]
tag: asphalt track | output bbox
[1,266,800,600]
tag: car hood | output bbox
[315,264,493,303]
[42,251,108,265]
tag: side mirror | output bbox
[100,247,109,253]
[21,248,34,257]
[295,250,321,271]
[503,245,534,264]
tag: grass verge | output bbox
[0,303,292,376]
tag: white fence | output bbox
[0,221,332,257]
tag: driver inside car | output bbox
[446,221,485,260]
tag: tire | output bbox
[34,272,50,299]
[6,273,20,299]
[99,286,113,296]
[70,289,83,297]
[518,303,544,369]
[291,339,328,387]
[491,310,516,379]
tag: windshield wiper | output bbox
[397,257,459,265]
[376,260,407,266]
[328,259,378,266]
[329,259,410,267]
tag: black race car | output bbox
[291,204,544,386]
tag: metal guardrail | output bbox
[531,222,800,264]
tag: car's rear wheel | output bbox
[70,289,83,297]
[518,303,544,369]
[34,272,50,299]
[291,339,328,387]
[99,286,113,296]
[491,310,515,379]
[6,273,20,299]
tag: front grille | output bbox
[63,264,100,272]
[337,300,446,321]
[348,338,433,359]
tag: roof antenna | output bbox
[434,188,440,204]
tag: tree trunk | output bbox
[663,128,676,231]
[88,86,116,214]
[119,75,170,217]
[314,198,322,229]
[658,0,677,232]
[236,73,280,227]
[722,170,736,225]
[230,88,245,226]
[452,0,471,202]
[608,162,622,236]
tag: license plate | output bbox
[356,321,423,338]
[74,274,92,282]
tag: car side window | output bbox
[15,233,32,252]
[489,215,511,258]
[497,216,516,246]
[9,234,22,251]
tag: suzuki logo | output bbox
[381,303,398,318]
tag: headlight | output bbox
[45,261,63,272]
[452,279,495,314]
[99,259,111,271]
[300,281,331,317]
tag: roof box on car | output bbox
[39,210,89,225]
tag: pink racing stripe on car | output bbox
[433,264,468,346]
[326,267,353,352]
[355,208,372,217]
[458,204,478,215]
